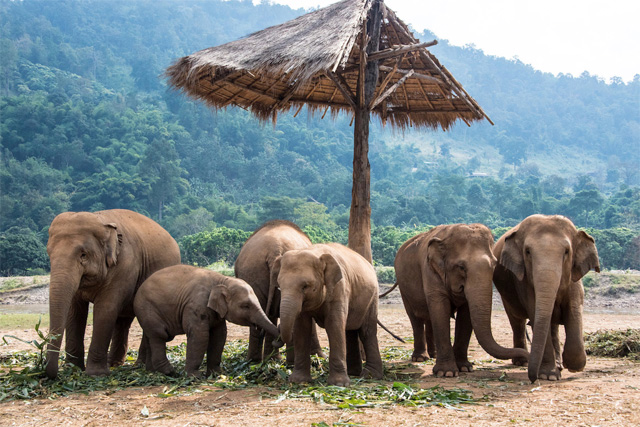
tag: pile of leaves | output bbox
[585,328,640,360]
[1,323,477,409]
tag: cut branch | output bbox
[367,40,438,62]
[324,71,357,109]
[378,65,444,85]
[370,69,414,109]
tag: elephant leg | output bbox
[289,314,313,384]
[247,326,264,363]
[453,303,473,372]
[136,332,149,367]
[427,296,458,377]
[185,322,210,377]
[206,321,227,376]
[407,312,429,362]
[65,296,89,370]
[310,320,326,358]
[108,316,134,367]
[358,310,383,380]
[562,306,586,373]
[537,324,562,381]
[346,330,362,376]
[86,303,121,376]
[505,310,528,366]
[148,335,174,375]
[325,306,350,387]
[424,316,436,359]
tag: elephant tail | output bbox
[377,319,405,343]
[379,282,398,298]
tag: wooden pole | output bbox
[348,0,382,263]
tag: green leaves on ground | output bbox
[585,329,640,360]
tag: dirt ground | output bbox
[1,281,639,427]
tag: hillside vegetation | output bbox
[0,0,638,274]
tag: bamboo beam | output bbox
[223,79,278,101]
[324,71,357,109]
[369,57,402,109]
[370,69,414,109]
[378,65,444,85]
[367,40,437,62]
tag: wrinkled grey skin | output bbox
[493,215,600,382]
[272,243,383,387]
[395,223,529,377]
[45,209,180,379]
[134,265,280,377]
[235,220,324,363]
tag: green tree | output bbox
[0,227,49,276]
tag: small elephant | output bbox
[493,215,600,382]
[234,220,324,363]
[45,209,180,378]
[134,265,280,377]
[394,224,529,377]
[272,243,383,387]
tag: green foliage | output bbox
[585,329,640,360]
[180,227,251,266]
[375,266,396,284]
[0,227,49,276]
[583,227,638,270]
[371,226,431,266]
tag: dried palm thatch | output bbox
[165,0,492,130]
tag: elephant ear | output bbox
[266,256,282,317]
[320,253,343,290]
[104,223,120,268]
[572,230,601,282]
[426,238,446,283]
[207,284,228,318]
[500,230,525,281]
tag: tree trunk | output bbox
[348,0,382,264]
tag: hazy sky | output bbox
[258,0,640,83]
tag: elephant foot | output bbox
[433,360,459,378]
[411,351,429,362]
[512,357,528,367]
[328,372,350,387]
[289,370,313,384]
[457,360,474,373]
[538,371,561,381]
[85,364,110,377]
[361,365,383,380]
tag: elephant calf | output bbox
[395,223,528,377]
[272,243,383,387]
[134,265,280,377]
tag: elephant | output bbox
[133,265,280,377]
[493,214,600,382]
[45,209,180,379]
[234,220,324,363]
[271,243,383,387]
[394,223,529,377]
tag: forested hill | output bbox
[1,0,638,273]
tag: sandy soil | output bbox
[1,281,639,427]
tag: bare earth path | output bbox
[1,282,639,426]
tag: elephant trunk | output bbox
[465,272,529,361]
[45,265,81,379]
[279,294,303,345]
[528,268,562,383]
[250,307,280,341]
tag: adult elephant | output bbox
[234,220,324,363]
[493,215,600,382]
[45,209,180,379]
[394,223,528,377]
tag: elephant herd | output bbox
[43,209,600,386]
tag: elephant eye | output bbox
[241,303,251,310]
[80,252,88,261]
[525,248,531,256]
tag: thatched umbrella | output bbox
[166,0,492,262]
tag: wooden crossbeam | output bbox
[378,65,444,85]
[370,69,414,110]
[368,40,438,62]
[324,71,357,109]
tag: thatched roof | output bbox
[165,0,492,130]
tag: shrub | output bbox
[180,227,251,266]
[0,227,49,276]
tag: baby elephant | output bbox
[134,265,280,377]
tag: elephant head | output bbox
[45,212,122,379]
[207,277,280,340]
[270,250,336,345]
[427,224,529,361]
[499,215,600,382]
